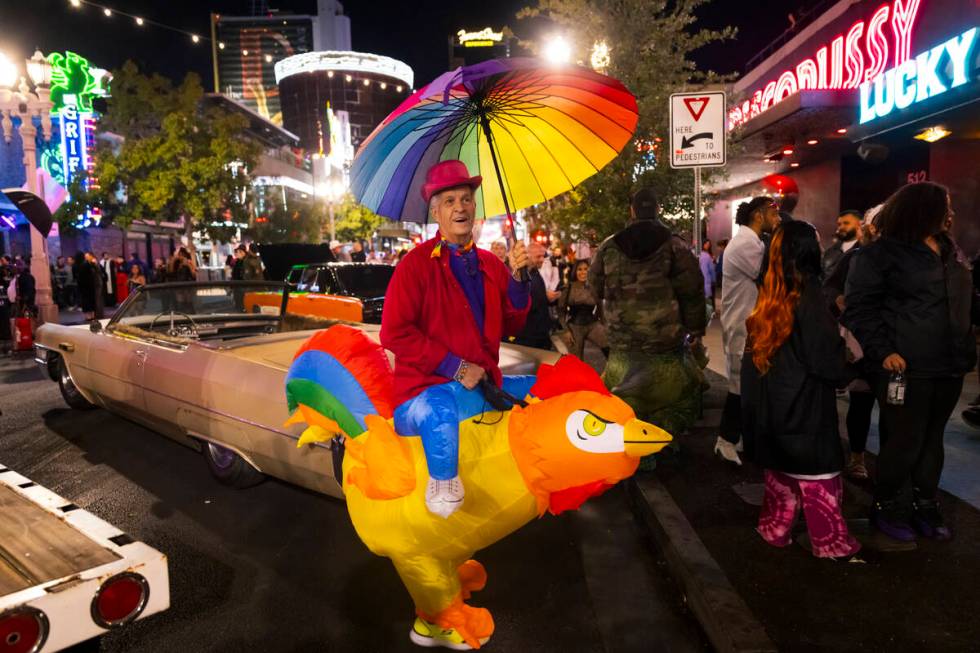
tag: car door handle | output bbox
[58,342,75,352]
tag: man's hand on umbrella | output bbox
[509,242,528,277]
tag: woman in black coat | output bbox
[843,182,975,543]
[77,252,105,320]
[742,221,860,560]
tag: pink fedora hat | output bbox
[420,160,482,204]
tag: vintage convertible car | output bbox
[34,281,556,498]
[243,262,393,324]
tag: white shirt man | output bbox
[715,198,780,465]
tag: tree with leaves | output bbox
[56,62,260,246]
[245,193,325,244]
[516,0,734,241]
[331,195,388,243]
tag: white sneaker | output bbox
[714,437,742,466]
[735,437,744,453]
[425,475,464,519]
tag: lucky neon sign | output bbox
[860,27,978,123]
[729,0,922,129]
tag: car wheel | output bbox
[203,442,264,488]
[58,359,96,410]
[46,352,61,382]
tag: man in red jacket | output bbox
[382,160,530,518]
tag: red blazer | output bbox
[381,236,529,405]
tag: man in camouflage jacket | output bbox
[589,188,707,442]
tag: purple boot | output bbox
[872,499,917,542]
[912,494,952,541]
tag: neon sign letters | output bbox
[457,28,504,47]
[860,28,978,123]
[729,0,922,129]
[59,101,90,189]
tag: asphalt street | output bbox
[0,351,706,653]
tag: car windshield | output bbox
[336,265,394,299]
[109,282,285,328]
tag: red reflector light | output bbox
[0,607,49,653]
[91,572,149,628]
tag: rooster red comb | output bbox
[530,356,611,400]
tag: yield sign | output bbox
[669,91,726,168]
[683,97,710,122]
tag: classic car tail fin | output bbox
[285,325,395,438]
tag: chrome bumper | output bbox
[34,343,53,367]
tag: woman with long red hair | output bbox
[744,220,860,560]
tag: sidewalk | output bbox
[630,320,980,651]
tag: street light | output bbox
[0,53,18,88]
[542,35,571,65]
[26,50,52,86]
[315,177,347,241]
[0,49,57,324]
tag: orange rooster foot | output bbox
[457,560,487,600]
[416,595,494,650]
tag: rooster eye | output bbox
[582,413,607,436]
[565,410,625,454]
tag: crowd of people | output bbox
[717,181,974,560]
[49,249,199,318]
[0,247,203,321]
[330,238,408,264]
[412,176,973,561]
[1,156,973,562]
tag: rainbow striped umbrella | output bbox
[350,58,639,223]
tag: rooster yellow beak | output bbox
[623,418,672,458]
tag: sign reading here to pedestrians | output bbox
[669,92,726,169]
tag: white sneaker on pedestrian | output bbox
[425,475,464,519]
[735,437,744,453]
[714,436,742,466]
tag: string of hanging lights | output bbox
[65,0,213,47]
[63,0,410,93]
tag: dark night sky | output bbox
[0,0,809,88]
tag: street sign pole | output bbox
[693,166,702,254]
[669,91,726,252]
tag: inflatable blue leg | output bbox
[394,383,461,481]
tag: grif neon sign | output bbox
[729,0,922,129]
[59,98,90,189]
[860,27,978,123]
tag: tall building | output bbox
[212,13,316,125]
[276,52,413,154]
[211,1,353,126]
[313,0,352,51]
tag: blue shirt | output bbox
[434,242,529,379]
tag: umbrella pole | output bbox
[479,117,528,281]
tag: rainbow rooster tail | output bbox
[285,325,415,499]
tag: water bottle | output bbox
[886,371,906,405]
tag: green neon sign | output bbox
[48,51,103,114]
[39,140,66,186]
